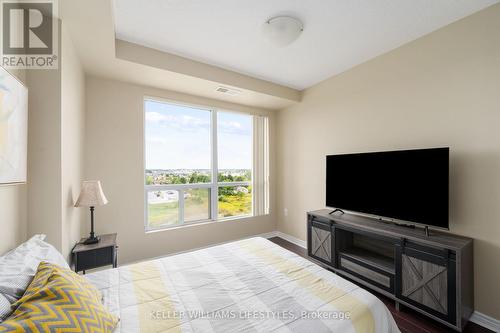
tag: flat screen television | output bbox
[326,148,449,229]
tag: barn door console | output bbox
[307,210,473,332]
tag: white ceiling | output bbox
[114,0,498,90]
[60,0,299,111]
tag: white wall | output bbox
[84,76,277,264]
[276,4,500,319]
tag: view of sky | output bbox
[145,100,252,170]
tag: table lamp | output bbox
[75,180,108,245]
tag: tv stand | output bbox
[307,209,473,332]
[328,208,344,215]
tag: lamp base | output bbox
[83,236,100,245]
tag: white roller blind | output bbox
[253,115,270,216]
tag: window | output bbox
[144,98,268,230]
[217,111,252,218]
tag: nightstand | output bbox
[72,233,117,274]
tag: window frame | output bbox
[143,97,254,231]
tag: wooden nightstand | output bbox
[72,233,117,274]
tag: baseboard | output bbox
[257,231,278,239]
[268,232,499,332]
[470,311,500,332]
[273,231,307,249]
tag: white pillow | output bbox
[0,294,11,322]
[0,234,70,306]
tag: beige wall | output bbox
[61,24,86,260]
[26,64,63,250]
[85,76,276,264]
[0,69,27,254]
[25,21,86,260]
[276,4,500,319]
[0,185,27,254]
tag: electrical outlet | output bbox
[284,208,288,217]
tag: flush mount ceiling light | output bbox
[262,16,303,47]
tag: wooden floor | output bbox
[268,237,491,333]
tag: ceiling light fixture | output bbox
[262,16,304,47]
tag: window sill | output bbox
[145,214,257,233]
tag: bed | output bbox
[85,237,400,333]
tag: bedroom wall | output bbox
[84,76,277,264]
[25,21,86,260]
[276,4,500,320]
[26,61,63,250]
[60,24,86,261]
[0,69,27,255]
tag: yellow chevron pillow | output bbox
[0,262,118,332]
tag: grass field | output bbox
[148,187,251,228]
[148,200,179,226]
[218,187,252,218]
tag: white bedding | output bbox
[85,237,400,333]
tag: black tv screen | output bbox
[326,148,449,229]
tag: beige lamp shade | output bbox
[74,180,108,207]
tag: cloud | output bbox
[225,121,241,129]
[218,120,251,135]
[180,115,209,128]
[145,111,175,123]
[146,111,210,133]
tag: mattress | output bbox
[85,237,400,333]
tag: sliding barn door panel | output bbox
[402,254,448,313]
[396,243,456,324]
[307,217,334,266]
